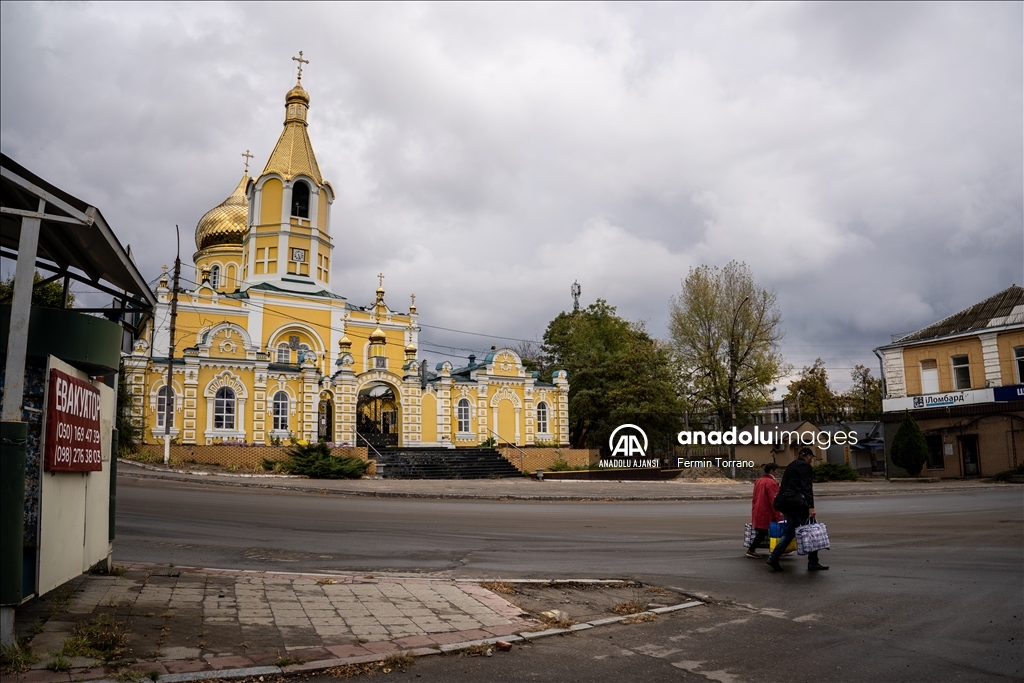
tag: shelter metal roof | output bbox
[0,153,156,313]
[883,285,1024,347]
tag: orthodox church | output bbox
[124,59,569,449]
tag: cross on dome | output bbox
[292,51,309,82]
[241,149,254,174]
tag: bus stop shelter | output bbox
[1,153,156,646]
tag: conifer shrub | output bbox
[263,442,368,479]
[812,462,859,482]
[890,410,928,477]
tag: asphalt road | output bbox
[116,477,1023,681]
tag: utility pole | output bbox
[163,226,181,465]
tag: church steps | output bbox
[373,447,522,479]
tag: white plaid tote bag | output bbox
[744,523,769,549]
[796,519,830,555]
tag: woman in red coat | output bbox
[747,463,783,558]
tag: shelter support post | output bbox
[1,211,41,647]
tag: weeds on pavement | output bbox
[1,643,39,673]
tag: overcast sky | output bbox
[2,2,1021,392]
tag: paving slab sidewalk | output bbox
[9,565,540,683]
[119,460,1017,501]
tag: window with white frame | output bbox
[272,391,289,431]
[951,355,971,391]
[1016,347,1024,384]
[156,386,175,429]
[298,343,311,364]
[536,401,549,434]
[276,343,290,364]
[210,264,220,288]
[214,387,236,430]
[920,359,939,394]
[456,399,471,433]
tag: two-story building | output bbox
[874,285,1024,477]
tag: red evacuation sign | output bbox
[45,368,103,472]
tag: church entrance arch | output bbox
[356,382,400,448]
[318,391,334,443]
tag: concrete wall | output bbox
[37,357,113,596]
[132,444,373,474]
[497,446,598,472]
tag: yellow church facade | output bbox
[124,67,569,450]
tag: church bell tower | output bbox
[242,52,335,293]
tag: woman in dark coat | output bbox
[747,463,782,558]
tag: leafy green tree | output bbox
[890,410,928,477]
[0,271,74,308]
[541,299,681,452]
[668,261,786,430]
[785,358,844,424]
[844,364,883,420]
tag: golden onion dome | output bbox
[195,173,249,251]
[286,82,310,106]
[369,324,387,344]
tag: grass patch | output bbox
[479,580,517,595]
[273,657,302,667]
[46,584,76,617]
[47,653,71,671]
[623,612,657,624]
[611,601,647,616]
[1,644,38,674]
[63,614,130,662]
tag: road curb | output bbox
[118,468,1017,502]
[56,602,704,679]
[61,601,705,682]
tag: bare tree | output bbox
[511,340,544,372]
[669,261,787,434]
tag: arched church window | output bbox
[457,398,471,433]
[210,264,220,288]
[273,391,289,431]
[157,386,175,429]
[214,387,236,430]
[298,343,311,364]
[291,181,310,218]
[537,402,549,434]
[276,343,290,364]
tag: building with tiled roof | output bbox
[874,285,1024,478]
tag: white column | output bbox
[979,332,1002,387]
[514,407,521,445]
[238,398,246,436]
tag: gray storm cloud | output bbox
[1,1,1020,388]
